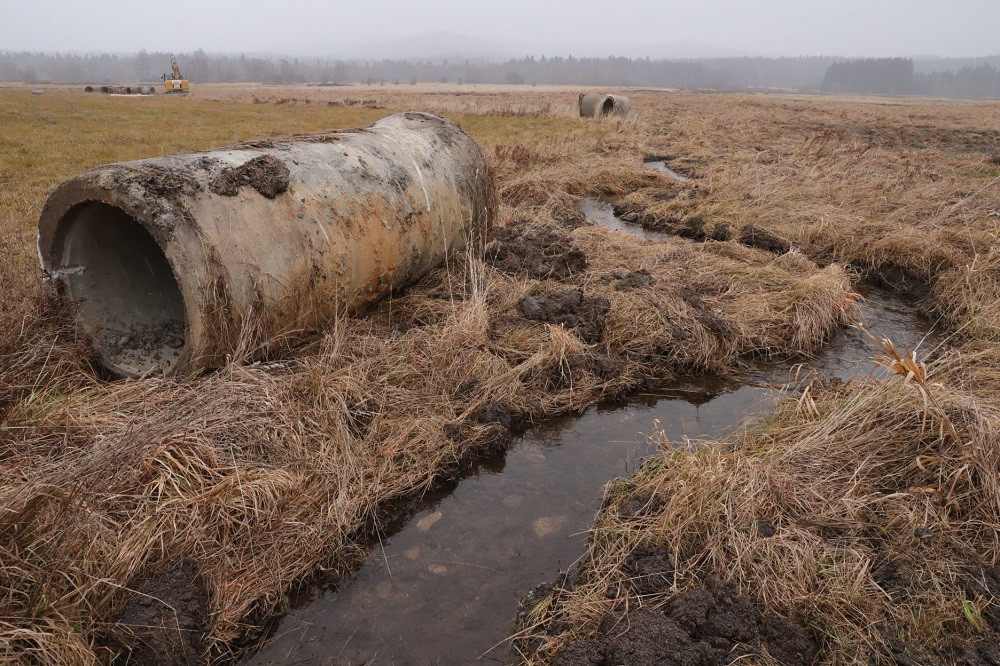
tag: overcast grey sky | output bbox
[1,0,997,58]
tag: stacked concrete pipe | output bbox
[579,93,630,118]
[38,111,495,377]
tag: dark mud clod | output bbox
[677,216,707,241]
[102,560,210,666]
[210,155,291,199]
[679,286,736,340]
[485,224,587,280]
[710,221,734,242]
[738,224,792,254]
[520,288,611,344]
[615,269,657,292]
[550,577,818,666]
[756,519,777,538]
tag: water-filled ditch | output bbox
[245,202,939,665]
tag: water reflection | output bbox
[577,197,676,242]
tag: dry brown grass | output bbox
[617,92,1000,341]
[500,92,1000,664]
[0,86,860,662]
[514,342,1000,663]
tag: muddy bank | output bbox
[100,561,210,665]
[485,223,588,280]
[545,577,817,666]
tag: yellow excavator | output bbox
[162,55,190,93]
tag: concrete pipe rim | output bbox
[37,182,206,378]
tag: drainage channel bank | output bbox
[244,281,937,665]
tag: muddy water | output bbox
[246,294,937,664]
[645,159,690,182]
[577,197,676,242]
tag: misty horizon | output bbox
[2,0,999,60]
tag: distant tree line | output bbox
[821,57,914,95]
[819,57,1000,97]
[1,50,998,99]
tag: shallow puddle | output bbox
[645,159,690,182]
[245,291,938,666]
[578,197,676,242]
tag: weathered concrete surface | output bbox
[579,93,630,118]
[37,112,495,377]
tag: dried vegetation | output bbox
[0,86,857,663]
[502,94,1000,664]
[2,84,999,664]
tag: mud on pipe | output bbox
[37,112,496,377]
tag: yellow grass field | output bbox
[1,83,999,664]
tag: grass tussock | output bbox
[0,87,859,662]
[513,342,1000,663]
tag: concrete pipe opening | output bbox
[579,93,630,118]
[39,111,495,379]
[54,202,186,376]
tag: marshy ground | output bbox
[1,83,998,664]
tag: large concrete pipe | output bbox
[579,93,630,118]
[38,112,495,377]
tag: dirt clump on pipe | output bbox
[209,155,291,199]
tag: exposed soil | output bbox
[679,286,736,340]
[485,224,588,280]
[519,288,611,344]
[615,269,657,292]
[106,320,185,353]
[101,560,210,666]
[209,155,290,199]
[709,221,733,242]
[738,224,792,254]
[858,261,932,304]
[546,576,818,666]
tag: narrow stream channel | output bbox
[644,159,690,182]
[246,207,939,665]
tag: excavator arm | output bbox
[163,55,190,93]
